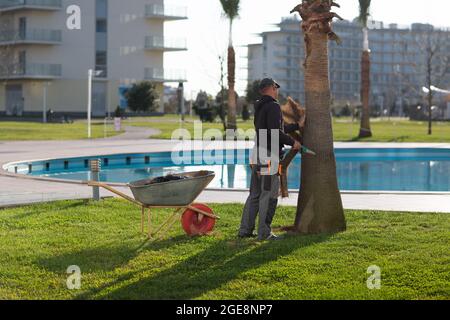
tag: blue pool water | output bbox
[6,148,450,192]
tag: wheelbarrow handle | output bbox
[85,180,141,206]
[186,205,220,220]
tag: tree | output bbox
[194,91,216,122]
[125,81,158,113]
[215,87,239,123]
[242,104,250,121]
[358,0,372,138]
[289,1,346,234]
[245,80,261,104]
[114,106,123,118]
[218,55,227,130]
[417,30,450,134]
[368,25,450,123]
[219,0,240,130]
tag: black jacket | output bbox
[254,95,298,159]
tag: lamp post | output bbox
[177,82,185,122]
[90,159,101,201]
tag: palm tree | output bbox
[289,0,346,234]
[358,0,372,138]
[219,0,240,130]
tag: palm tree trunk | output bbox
[294,20,346,234]
[359,28,372,138]
[227,20,237,130]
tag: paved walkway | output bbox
[0,138,449,212]
[105,126,161,140]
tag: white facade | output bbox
[247,43,263,82]
[0,0,187,117]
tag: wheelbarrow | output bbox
[87,170,219,239]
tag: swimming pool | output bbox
[4,148,450,192]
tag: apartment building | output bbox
[0,0,187,117]
[248,17,450,116]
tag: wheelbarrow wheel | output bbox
[181,203,216,236]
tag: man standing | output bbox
[239,78,301,241]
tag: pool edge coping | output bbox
[2,145,450,196]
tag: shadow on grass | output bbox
[9,200,90,220]
[36,234,196,273]
[37,243,144,273]
[77,233,333,300]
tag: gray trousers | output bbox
[239,166,280,240]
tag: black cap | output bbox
[259,78,281,90]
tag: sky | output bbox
[164,0,450,98]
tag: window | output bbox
[96,0,107,19]
[18,50,26,65]
[19,17,26,39]
[96,51,107,66]
[95,51,107,77]
[96,20,107,33]
[17,51,26,73]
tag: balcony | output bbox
[145,4,187,21]
[0,63,62,79]
[0,0,62,12]
[0,29,62,46]
[144,36,187,52]
[144,68,186,83]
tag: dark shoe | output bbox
[265,234,283,241]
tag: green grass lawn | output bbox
[0,199,448,300]
[128,117,450,142]
[0,121,122,140]
[333,119,450,143]
[1,116,449,142]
